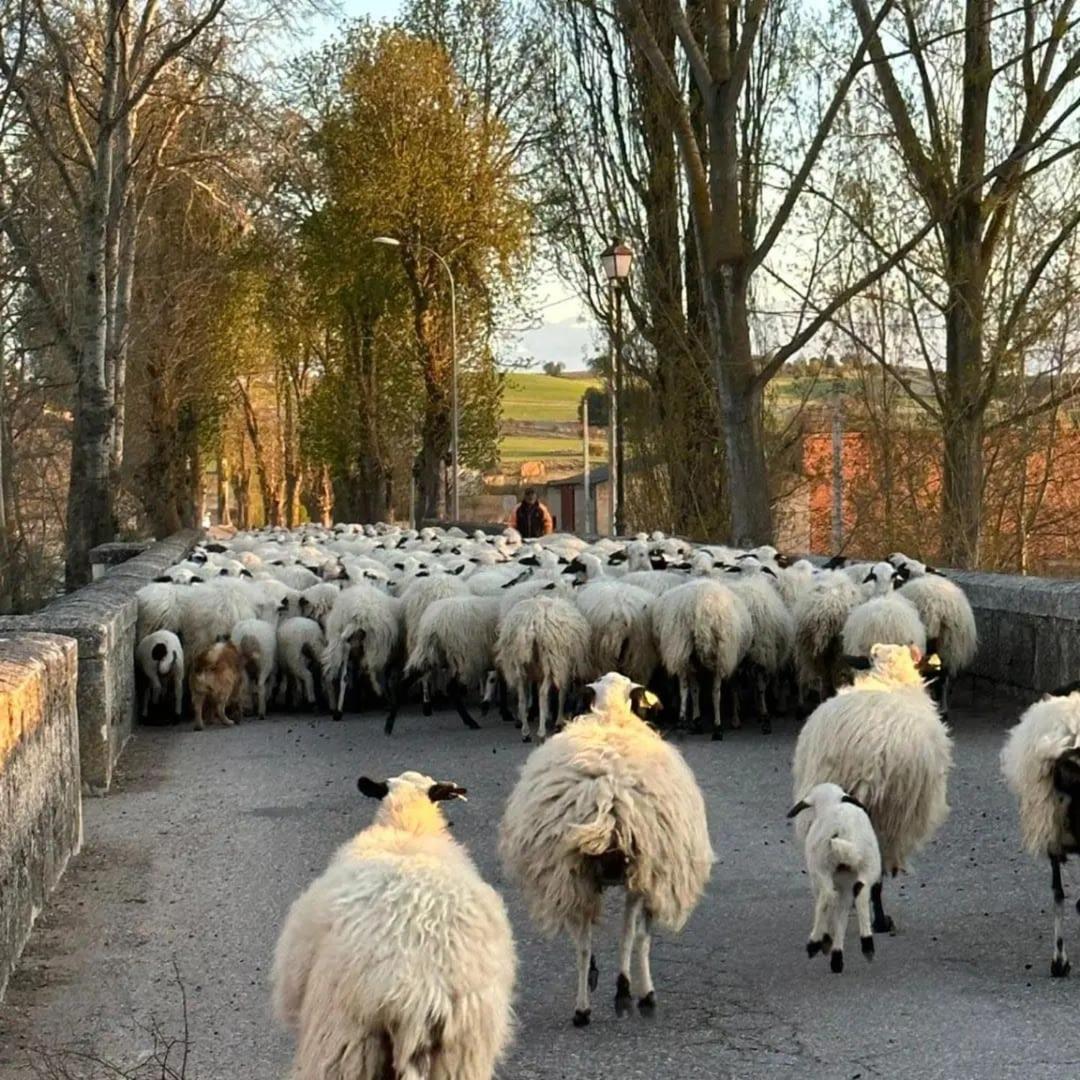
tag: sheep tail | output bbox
[829,836,860,870]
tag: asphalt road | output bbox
[1,690,1078,1080]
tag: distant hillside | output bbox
[496,372,605,478]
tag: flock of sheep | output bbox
[132,523,1080,1080]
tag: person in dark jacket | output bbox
[507,488,554,538]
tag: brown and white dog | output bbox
[189,640,244,731]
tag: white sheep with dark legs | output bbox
[792,643,953,934]
[574,580,657,686]
[1001,683,1080,977]
[135,630,184,722]
[273,770,515,1079]
[898,571,978,716]
[389,594,502,734]
[499,672,713,1026]
[651,579,752,738]
[788,782,882,974]
[496,593,591,742]
[276,617,326,710]
[322,584,403,721]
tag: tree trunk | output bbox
[66,184,115,587]
[705,265,774,545]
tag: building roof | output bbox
[547,464,611,487]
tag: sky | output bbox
[298,0,596,371]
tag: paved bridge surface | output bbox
[1,693,1077,1079]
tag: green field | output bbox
[499,433,608,464]
[502,371,600,423]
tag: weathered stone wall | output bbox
[949,570,1080,700]
[0,634,80,1001]
[0,530,200,794]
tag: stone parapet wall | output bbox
[0,634,80,1000]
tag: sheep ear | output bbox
[824,554,847,569]
[861,571,875,584]
[241,569,254,578]
[452,564,465,575]
[894,564,911,583]
[724,565,741,574]
[357,777,389,800]
[927,565,943,575]
[190,576,204,584]
[841,794,868,814]
[786,800,810,819]
[153,575,173,583]
[1050,681,1080,698]
[428,782,467,803]
[775,553,793,568]
[576,685,597,714]
[908,644,923,664]
[629,685,661,719]
[762,565,777,578]
[542,582,556,590]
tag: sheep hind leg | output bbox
[870,880,894,934]
[516,679,532,742]
[1052,855,1070,977]
[854,880,874,960]
[616,893,644,1017]
[572,924,594,1027]
[448,680,480,730]
[756,667,771,734]
[710,677,724,742]
[829,884,850,974]
[634,909,656,1013]
[678,676,691,729]
[807,877,835,958]
[537,675,554,741]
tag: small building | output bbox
[542,465,611,536]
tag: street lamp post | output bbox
[374,236,460,522]
[600,240,633,536]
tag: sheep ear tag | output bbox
[786,800,810,819]
[428,783,468,803]
[841,794,869,814]
[357,777,390,800]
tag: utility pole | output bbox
[583,395,591,534]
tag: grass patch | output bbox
[502,372,601,423]
[500,433,608,464]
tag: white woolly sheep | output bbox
[793,570,864,707]
[787,782,882,974]
[651,579,752,738]
[495,593,591,742]
[273,770,515,1079]
[898,573,978,715]
[574,580,657,686]
[391,594,502,734]
[276,617,325,710]
[499,672,713,1026]
[298,582,341,628]
[135,630,184,722]
[792,642,953,933]
[841,593,927,666]
[178,581,257,660]
[231,618,277,720]
[722,562,795,731]
[1001,684,1080,977]
[136,581,186,642]
[322,584,403,721]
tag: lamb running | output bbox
[792,643,952,934]
[273,770,515,1079]
[499,672,713,1026]
[1001,683,1080,977]
[787,782,882,974]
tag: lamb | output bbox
[574,580,657,686]
[650,579,752,738]
[134,630,184,722]
[276,617,325,710]
[495,593,591,742]
[273,770,515,1079]
[898,573,977,715]
[787,782,882,974]
[792,642,953,934]
[1001,685,1080,977]
[188,640,244,731]
[389,594,502,734]
[322,584,403,721]
[499,672,713,1026]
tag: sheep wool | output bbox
[792,643,952,932]
[842,594,927,659]
[273,771,515,1080]
[499,672,713,1025]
